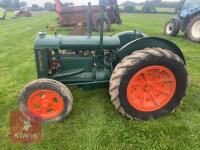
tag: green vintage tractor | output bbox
[18,0,189,123]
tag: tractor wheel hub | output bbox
[27,89,64,119]
[127,66,176,112]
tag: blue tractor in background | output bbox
[164,0,200,42]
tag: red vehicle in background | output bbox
[54,0,122,32]
[13,7,32,18]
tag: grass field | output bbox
[156,7,175,13]
[1,12,200,150]
[135,6,175,13]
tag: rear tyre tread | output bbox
[109,48,188,120]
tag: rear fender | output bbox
[117,37,186,64]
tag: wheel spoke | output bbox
[142,91,147,107]
[131,85,144,98]
[131,82,144,86]
[127,65,176,112]
[152,87,170,96]
[150,89,160,106]
[152,69,161,80]
[154,79,173,84]
[141,72,148,81]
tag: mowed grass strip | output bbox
[1,13,200,150]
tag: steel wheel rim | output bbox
[27,90,64,119]
[191,20,200,39]
[127,66,176,112]
[166,22,174,34]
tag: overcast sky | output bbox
[26,0,180,7]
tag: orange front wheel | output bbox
[18,79,73,123]
[27,89,64,120]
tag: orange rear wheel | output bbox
[109,48,188,120]
[127,66,176,112]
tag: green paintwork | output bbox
[33,0,186,87]
[34,31,186,87]
[117,37,186,64]
[60,56,94,71]
[54,67,111,84]
[116,30,147,47]
[97,0,106,65]
[34,49,49,78]
[35,33,120,50]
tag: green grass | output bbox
[156,7,175,13]
[1,13,200,150]
[134,6,175,13]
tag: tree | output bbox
[175,0,185,13]
[0,0,15,8]
[63,2,73,6]
[151,0,162,6]
[124,6,135,13]
[0,0,26,8]
[32,4,39,9]
[44,2,55,10]
[121,1,137,13]
[142,0,157,13]
[122,1,137,7]
[19,1,27,7]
